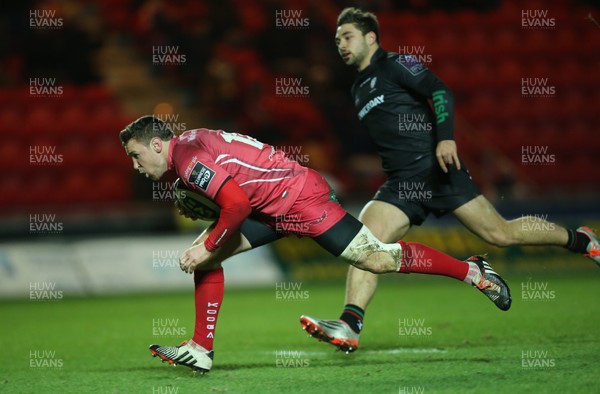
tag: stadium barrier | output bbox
[2,220,598,299]
[0,235,282,299]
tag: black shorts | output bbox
[239,169,362,256]
[240,213,363,257]
[373,163,480,226]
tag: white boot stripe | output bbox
[152,343,213,371]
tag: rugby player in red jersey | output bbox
[120,115,511,373]
[300,7,600,354]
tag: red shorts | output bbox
[262,168,347,237]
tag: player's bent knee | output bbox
[352,260,386,274]
[340,226,402,273]
[364,260,392,274]
[371,251,400,273]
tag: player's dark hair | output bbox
[337,7,380,44]
[119,115,173,145]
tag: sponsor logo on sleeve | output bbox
[183,156,198,179]
[188,162,215,191]
[396,54,426,76]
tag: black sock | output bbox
[339,304,365,334]
[565,229,591,254]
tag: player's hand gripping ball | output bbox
[173,178,220,221]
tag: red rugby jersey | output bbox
[167,128,308,250]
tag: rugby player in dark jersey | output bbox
[300,7,600,353]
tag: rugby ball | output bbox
[173,178,220,221]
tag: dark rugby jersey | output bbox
[351,47,455,177]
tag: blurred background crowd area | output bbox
[0,0,598,236]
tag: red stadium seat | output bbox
[431,29,460,59]
[551,120,587,152]
[553,59,584,89]
[26,172,60,206]
[553,29,577,57]
[0,107,22,137]
[0,175,22,208]
[556,89,586,121]
[495,58,522,91]
[520,30,552,58]
[0,141,23,171]
[491,28,519,54]
[461,60,492,91]
[81,84,114,105]
[436,61,462,88]
[60,138,90,169]
[91,137,129,169]
[460,29,490,59]
[94,170,131,201]
[23,106,60,139]
[462,92,498,125]
[56,170,93,204]
[59,105,91,135]
[87,103,121,136]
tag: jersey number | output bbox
[220,132,264,150]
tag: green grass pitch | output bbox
[1,273,599,393]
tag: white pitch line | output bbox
[365,348,447,355]
[261,348,447,356]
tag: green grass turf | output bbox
[1,273,599,394]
